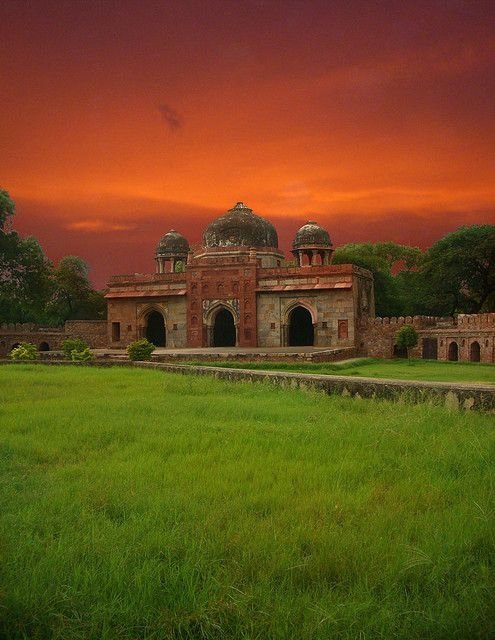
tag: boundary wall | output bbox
[0,320,107,357]
[363,313,495,364]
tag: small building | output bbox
[105,202,375,350]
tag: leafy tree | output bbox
[395,325,418,361]
[0,231,53,323]
[0,189,15,231]
[49,256,106,322]
[333,242,422,316]
[421,225,495,315]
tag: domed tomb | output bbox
[155,229,190,273]
[292,221,333,266]
[203,202,279,249]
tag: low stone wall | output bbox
[151,346,357,364]
[136,362,495,413]
[2,359,493,412]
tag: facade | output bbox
[105,202,375,350]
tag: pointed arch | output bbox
[137,304,167,347]
[203,301,239,347]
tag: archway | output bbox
[213,308,236,347]
[470,341,480,362]
[146,311,166,347]
[39,341,50,351]
[288,306,314,346]
[448,341,458,362]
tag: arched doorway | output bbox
[146,311,166,347]
[213,308,236,347]
[39,341,50,351]
[288,306,314,346]
[470,341,480,362]
[448,341,458,362]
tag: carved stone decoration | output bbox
[202,298,240,322]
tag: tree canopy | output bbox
[421,225,495,315]
[0,190,15,231]
[0,189,106,325]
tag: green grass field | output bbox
[1,365,494,639]
[187,358,495,384]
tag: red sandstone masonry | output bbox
[363,314,495,363]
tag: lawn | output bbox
[186,358,495,384]
[1,364,494,639]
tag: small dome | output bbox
[292,221,331,250]
[156,229,190,258]
[203,202,278,249]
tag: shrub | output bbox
[395,325,419,361]
[127,339,155,361]
[62,338,93,361]
[70,347,93,362]
[62,338,88,360]
[10,342,38,360]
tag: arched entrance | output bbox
[146,311,166,347]
[213,308,236,347]
[288,306,314,346]
[470,341,481,362]
[448,341,458,362]
[39,341,50,351]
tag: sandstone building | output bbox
[1,203,493,364]
[105,202,375,350]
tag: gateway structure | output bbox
[105,202,374,349]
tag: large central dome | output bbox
[203,202,279,249]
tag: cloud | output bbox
[66,220,136,232]
[158,103,183,131]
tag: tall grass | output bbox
[0,365,494,639]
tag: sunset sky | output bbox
[1,0,494,287]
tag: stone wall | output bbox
[135,362,495,413]
[0,320,107,355]
[363,314,495,363]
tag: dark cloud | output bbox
[158,104,183,131]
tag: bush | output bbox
[10,342,38,360]
[71,347,93,361]
[62,338,93,361]
[127,339,155,361]
[62,338,88,359]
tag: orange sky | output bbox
[1,1,494,287]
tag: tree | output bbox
[0,189,15,231]
[395,325,418,362]
[421,225,495,315]
[50,256,92,321]
[0,231,53,323]
[332,242,423,316]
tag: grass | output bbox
[185,358,495,384]
[0,364,494,639]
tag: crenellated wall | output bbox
[0,320,107,356]
[363,313,495,363]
